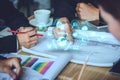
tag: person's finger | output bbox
[53,31,59,38]
[29,36,38,42]
[65,24,72,33]
[27,29,37,37]
[79,3,85,8]
[76,6,79,12]
[25,36,38,46]
[19,27,34,33]
[88,3,94,7]
[66,35,74,44]
[29,40,38,47]
[11,58,22,78]
[64,24,73,44]
[3,66,16,79]
[76,3,81,7]
[52,27,61,39]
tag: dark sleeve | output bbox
[0,55,7,60]
[51,0,99,21]
[51,0,77,21]
[0,35,17,53]
[51,0,106,25]
[0,0,30,30]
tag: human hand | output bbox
[17,27,38,48]
[76,3,99,21]
[0,57,22,80]
[52,17,74,44]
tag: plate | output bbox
[29,18,53,27]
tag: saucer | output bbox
[29,18,53,27]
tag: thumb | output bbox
[19,26,24,30]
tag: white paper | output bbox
[40,27,120,45]
[74,29,120,45]
[22,28,120,67]
[42,54,72,80]
[0,53,72,80]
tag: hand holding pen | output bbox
[8,27,40,49]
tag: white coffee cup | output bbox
[34,9,51,26]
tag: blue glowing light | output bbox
[56,21,65,30]
[81,26,88,31]
[57,37,67,47]
[72,32,78,38]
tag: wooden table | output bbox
[57,63,120,80]
[18,51,120,80]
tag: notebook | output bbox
[22,28,120,67]
[0,53,72,80]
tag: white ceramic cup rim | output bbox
[34,9,51,15]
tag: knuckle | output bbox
[77,3,80,6]
[80,3,85,7]
[3,66,8,72]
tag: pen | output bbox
[7,30,44,36]
[77,52,93,80]
[77,60,87,80]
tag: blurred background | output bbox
[9,0,51,17]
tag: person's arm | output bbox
[0,0,38,53]
[51,0,76,22]
[0,0,30,30]
[52,17,74,44]
[0,27,38,53]
[76,0,106,25]
[0,35,17,53]
[51,0,77,43]
[0,55,7,59]
[76,3,99,21]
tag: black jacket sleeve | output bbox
[51,0,97,20]
[51,0,76,21]
[0,0,30,53]
[0,0,30,30]
[0,35,17,53]
[0,55,7,59]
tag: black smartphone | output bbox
[109,59,120,75]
